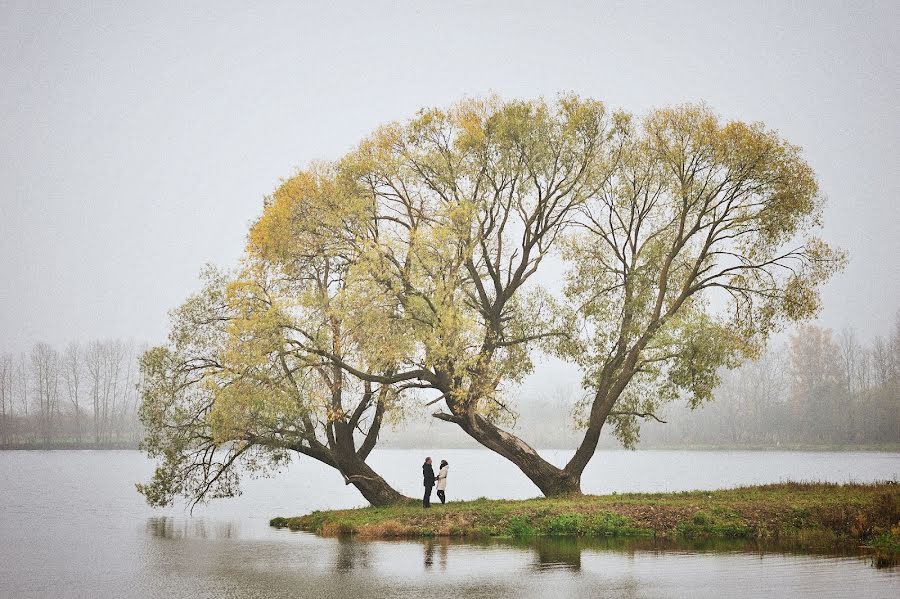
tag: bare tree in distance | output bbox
[63,342,82,443]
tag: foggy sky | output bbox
[1,0,898,354]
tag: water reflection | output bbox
[530,538,583,571]
[423,538,449,570]
[494,535,882,569]
[134,521,900,599]
[423,540,434,569]
[335,535,371,572]
[147,516,239,540]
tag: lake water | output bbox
[0,449,897,598]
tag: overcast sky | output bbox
[1,0,898,354]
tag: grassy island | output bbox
[272,482,900,565]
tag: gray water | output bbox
[0,449,897,598]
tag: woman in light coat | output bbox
[435,460,449,504]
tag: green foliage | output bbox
[561,103,843,448]
[136,252,400,507]
[675,510,751,538]
[546,513,585,535]
[871,527,900,566]
[545,512,646,536]
[259,97,841,457]
[136,336,294,508]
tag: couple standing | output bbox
[421,457,449,508]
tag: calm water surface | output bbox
[0,449,897,598]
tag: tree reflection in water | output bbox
[334,535,370,573]
[422,539,449,571]
[531,538,582,571]
[132,524,895,599]
[146,516,238,540]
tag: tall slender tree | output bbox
[63,342,82,443]
[0,353,12,444]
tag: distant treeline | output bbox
[2,316,898,450]
[644,318,900,447]
[384,316,900,450]
[0,340,144,448]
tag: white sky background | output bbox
[1,0,898,357]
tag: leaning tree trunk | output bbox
[332,421,410,506]
[438,398,583,496]
[434,367,634,497]
[292,441,408,507]
[339,454,408,506]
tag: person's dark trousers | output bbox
[423,485,433,508]
[437,490,445,504]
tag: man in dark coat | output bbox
[422,457,435,508]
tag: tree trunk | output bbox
[563,391,615,481]
[436,384,629,497]
[339,455,409,506]
[437,407,582,496]
[331,421,409,506]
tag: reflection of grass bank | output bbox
[426,534,890,570]
[271,482,899,564]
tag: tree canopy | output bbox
[138,95,842,506]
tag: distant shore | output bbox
[0,442,138,450]
[271,482,900,566]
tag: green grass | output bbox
[271,481,899,560]
[674,509,750,538]
[869,524,900,567]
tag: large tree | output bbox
[140,96,842,504]
[330,96,627,495]
[327,98,841,495]
[549,106,843,492]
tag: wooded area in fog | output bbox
[0,339,143,447]
[644,319,900,447]
[5,316,894,450]
[387,317,900,449]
